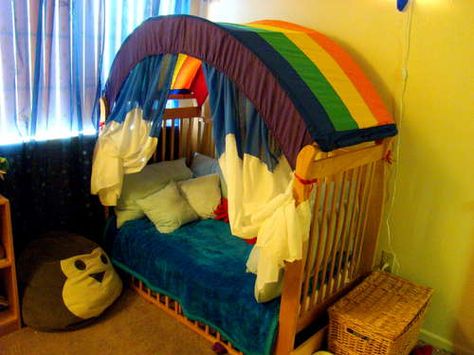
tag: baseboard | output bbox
[420,328,474,354]
[420,329,453,352]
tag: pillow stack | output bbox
[116,155,223,234]
[115,158,193,228]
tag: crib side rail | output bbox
[276,140,391,354]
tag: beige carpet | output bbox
[0,288,215,355]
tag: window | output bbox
[0,0,191,146]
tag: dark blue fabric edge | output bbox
[327,124,398,152]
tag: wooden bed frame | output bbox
[99,94,391,355]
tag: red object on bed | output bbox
[213,198,229,223]
[213,198,257,245]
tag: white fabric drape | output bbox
[91,109,157,205]
[218,134,312,302]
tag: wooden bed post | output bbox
[99,96,109,125]
[358,139,392,275]
[275,145,319,355]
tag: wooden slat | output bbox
[335,168,360,289]
[197,119,203,153]
[339,167,364,284]
[170,119,176,160]
[162,106,201,119]
[346,163,373,280]
[302,191,321,312]
[207,121,213,157]
[323,173,344,301]
[350,162,377,279]
[308,207,323,307]
[306,143,385,179]
[328,171,350,295]
[168,93,196,100]
[315,180,333,304]
[178,119,184,158]
[186,118,194,162]
[161,121,167,161]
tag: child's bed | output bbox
[92,15,397,355]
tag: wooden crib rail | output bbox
[152,108,213,164]
[129,275,243,355]
[276,140,391,355]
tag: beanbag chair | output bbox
[18,232,122,331]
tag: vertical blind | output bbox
[0,0,191,146]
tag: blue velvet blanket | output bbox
[111,218,280,355]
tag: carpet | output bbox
[0,288,215,355]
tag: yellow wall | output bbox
[208,1,474,353]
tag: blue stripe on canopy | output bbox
[220,23,335,143]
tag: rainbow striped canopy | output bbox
[105,15,397,166]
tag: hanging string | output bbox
[384,0,415,274]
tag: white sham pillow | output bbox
[191,152,219,177]
[115,158,193,228]
[190,152,228,197]
[136,180,198,233]
[178,174,221,219]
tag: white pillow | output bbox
[191,152,219,177]
[136,180,198,233]
[191,152,228,198]
[115,158,193,227]
[177,174,221,219]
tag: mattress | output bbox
[110,218,280,355]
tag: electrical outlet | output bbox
[381,250,395,273]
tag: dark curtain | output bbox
[0,136,104,253]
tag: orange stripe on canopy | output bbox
[172,55,202,90]
[251,20,393,125]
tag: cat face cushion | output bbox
[18,232,122,330]
[60,246,121,320]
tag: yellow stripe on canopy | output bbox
[247,23,378,128]
[171,54,188,88]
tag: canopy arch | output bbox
[104,15,396,167]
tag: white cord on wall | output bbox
[383,0,415,274]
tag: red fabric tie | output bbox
[294,173,318,185]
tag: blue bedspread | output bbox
[111,218,280,355]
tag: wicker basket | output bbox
[328,271,433,355]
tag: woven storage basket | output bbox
[328,271,433,355]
